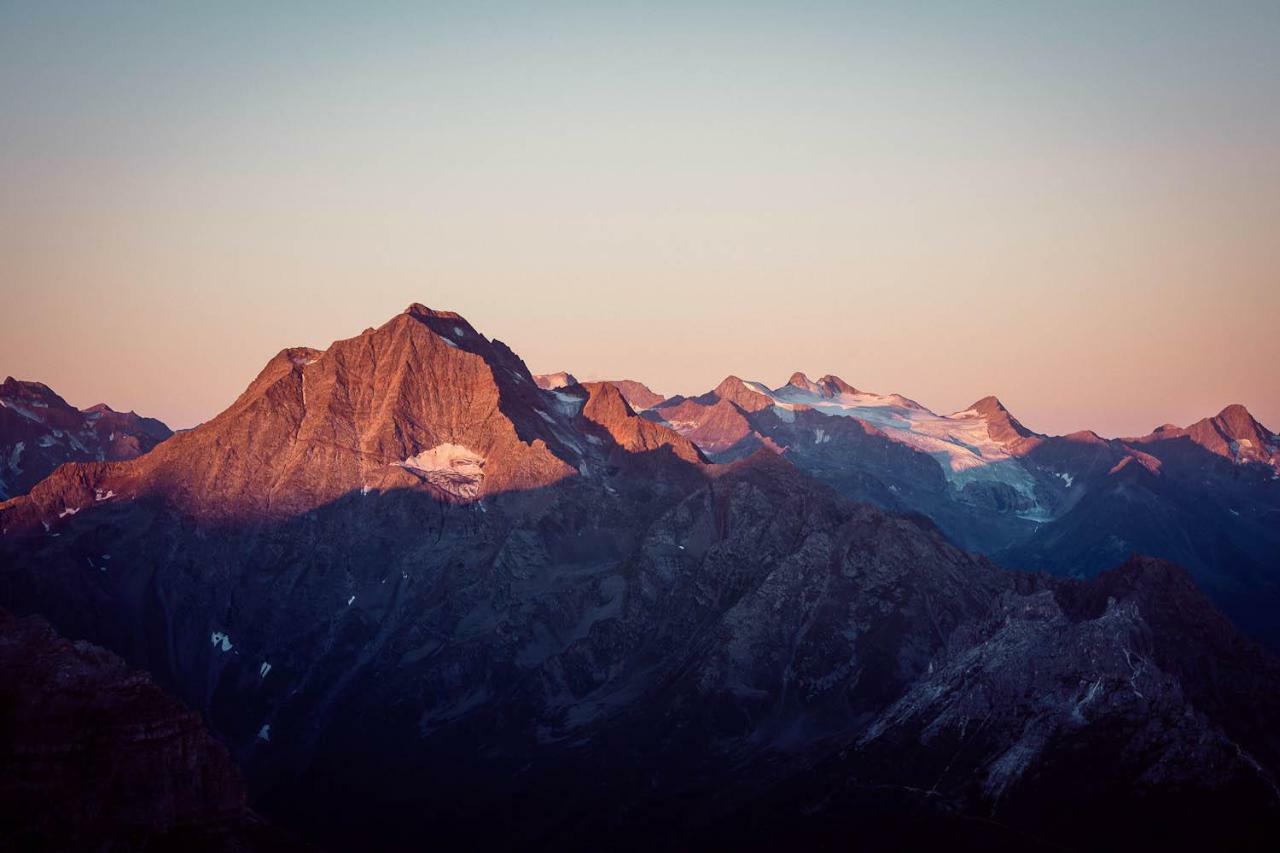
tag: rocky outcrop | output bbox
[0,608,293,851]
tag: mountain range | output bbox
[563,371,1280,647]
[1,304,1277,850]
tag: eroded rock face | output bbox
[0,608,294,851]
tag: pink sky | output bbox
[2,4,1277,437]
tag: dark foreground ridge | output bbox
[0,608,303,851]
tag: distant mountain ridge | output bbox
[0,376,171,500]
[554,369,1280,647]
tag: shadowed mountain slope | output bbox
[0,608,300,851]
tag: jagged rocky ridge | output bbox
[0,376,172,500]
[631,373,1280,647]
[1,306,1278,850]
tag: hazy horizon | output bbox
[3,2,1278,436]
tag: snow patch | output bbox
[552,390,584,416]
[722,379,1042,499]
[1055,472,1074,488]
[259,662,272,679]
[58,506,79,518]
[210,632,233,652]
[7,442,24,473]
[397,443,486,499]
[1,402,42,423]
[257,724,271,741]
[94,489,116,501]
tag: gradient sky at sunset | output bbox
[2,2,1278,436]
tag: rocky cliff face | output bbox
[0,377,171,500]
[0,608,295,851]
[1,306,1277,850]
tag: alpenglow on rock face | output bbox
[1,304,1278,851]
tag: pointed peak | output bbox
[392,305,487,353]
[582,381,635,417]
[403,303,462,321]
[714,375,749,394]
[786,371,816,390]
[958,395,1039,443]
[816,374,858,397]
[967,395,1008,416]
[1215,403,1259,430]
[710,376,773,412]
[1208,403,1274,443]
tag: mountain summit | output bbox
[4,305,705,522]
[959,395,1040,446]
